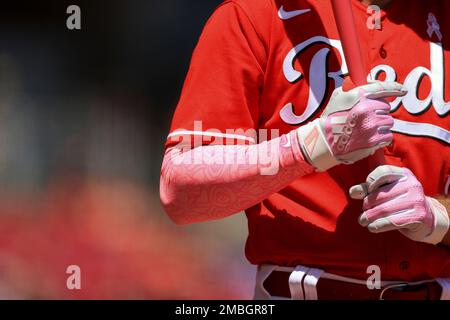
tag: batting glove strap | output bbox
[421,197,450,245]
[297,119,340,172]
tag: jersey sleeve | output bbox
[165,1,268,149]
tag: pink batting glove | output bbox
[297,81,407,172]
[349,165,450,244]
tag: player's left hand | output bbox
[349,165,450,244]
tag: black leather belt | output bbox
[264,270,443,300]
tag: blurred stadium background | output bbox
[0,0,255,299]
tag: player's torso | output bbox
[244,0,450,279]
[258,0,449,194]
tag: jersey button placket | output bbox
[379,45,387,59]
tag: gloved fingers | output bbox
[383,210,424,229]
[358,201,412,227]
[359,81,408,100]
[363,184,409,211]
[350,183,369,200]
[365,165,407,194]
[374,116,395,135]
[372,132,393,150]
[367,217,400,233]
[349,165,404,200]
[367,214,421,234]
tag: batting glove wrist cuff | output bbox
[297,119,340,172]
[422,197,450,245]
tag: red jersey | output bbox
[166,0,450,280]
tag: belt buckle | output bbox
[379,283,430,300]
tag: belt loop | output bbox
[437,278,450,300]
[304,268,324,300]
[289,266,310,300]
[254,265,277,300]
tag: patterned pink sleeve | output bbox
[160,130,315,224]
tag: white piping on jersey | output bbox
[167,130,256,144]
[391,119,450,145]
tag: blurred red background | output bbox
[0,0,255,299]
[0,177,254,299]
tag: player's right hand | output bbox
[297,81,407,172]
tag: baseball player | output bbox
[160,0,450,300]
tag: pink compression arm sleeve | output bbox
[160,130,315,224]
